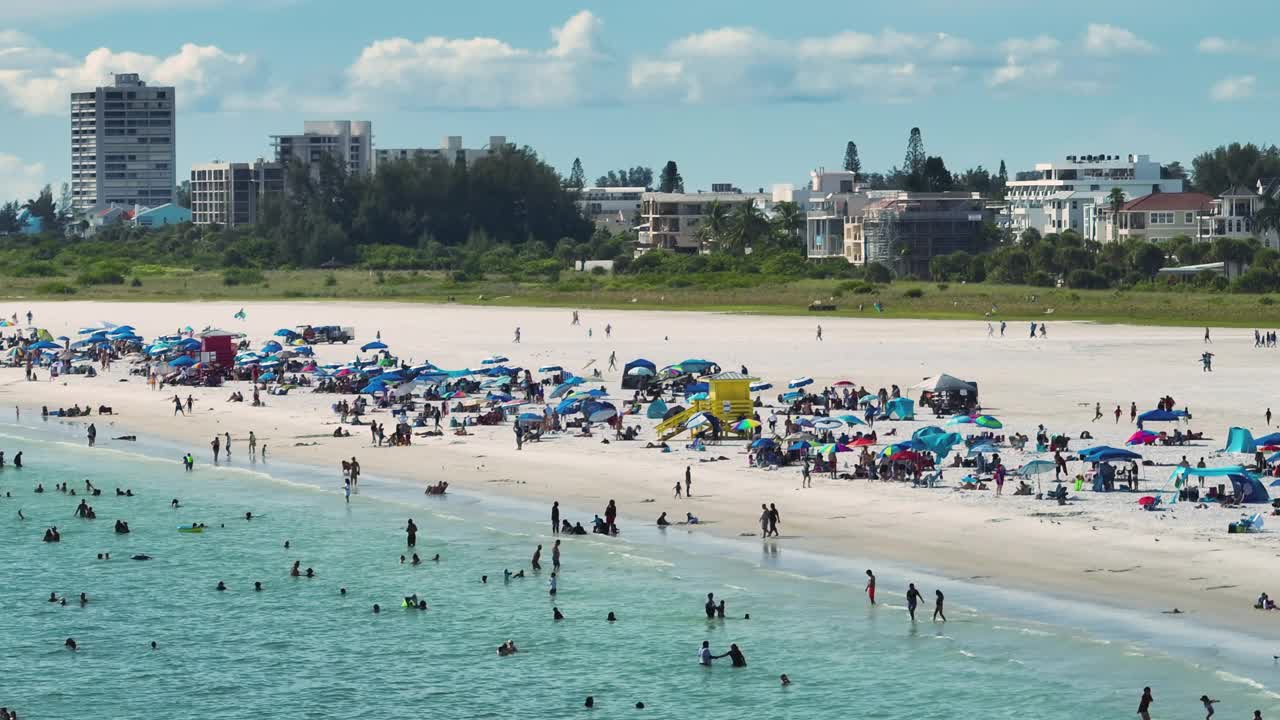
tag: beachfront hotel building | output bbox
[842,192,992,276]
[189,160,285,227]
[804,168,868,259]
[70,73,176,214]
[1100,192,1215,244]
[577,186,645,233]
[1005,154,1183,242]
[375,136,510,170]
[272,121,373,178]
[636,186,771,254]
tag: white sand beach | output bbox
[2,300,1278,638]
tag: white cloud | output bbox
[1083,23,1154,55]
[632,26,982,105]
[0,0,300,20]
[1198,36,1231,54]
[1000,35,1060,56]
[0,152,47,204]
[1210,75,1256,102]
[0,35,258,115]
[344,10,605,109]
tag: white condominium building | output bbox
[272,121,373,178]
[190,160,285,227]
[375,136,510,169]
[70,73,176,213]
[1005,154,1183,241]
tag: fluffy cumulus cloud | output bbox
[988,34,1061,88]
[1083,23,1155,56]
[1210,75,1256,102]
[0,33,259,115]
[344,10,605,109]
[0,152,47,204]
[629,27,978,104]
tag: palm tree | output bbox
[696,200,730,251]
[770,201,804,246]
[1107,187,1126,243]
[1256,193,1280,247]
[730,198,766,254]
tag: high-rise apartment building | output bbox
[70,73,176,213]
[190,159,285,227]
[271,121,373,178]
[375,135,508,169]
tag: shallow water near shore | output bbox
[1,416,1279,719]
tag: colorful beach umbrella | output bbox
[1127,430,1159,446]
[812,418,844,432]
[974,415,1003,429]
[848,436,876,447]
[481,355,509,365]
[732,418,760,432]
[944,414,975,426]
[815,443,851,455]
[626,366,656,377]
[788,377,813,389]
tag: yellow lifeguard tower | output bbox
[654,371,756,439]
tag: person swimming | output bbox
[290,561,301,577]
[254,582,263,592]
[411,554,421,566]
[131,554,152,561]
[64,638,77,651]
[607,611,617,622]
[553,607,565,621]
[216,581,227,591]
[114,519,130,534]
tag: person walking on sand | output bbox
[513,327,521,344]
[906,583,923,622]
[815,325,823,342]
[999,320,1006,337]
[605,323,612,339]
[1267,408,1273,427]
[608,351,617,371]
[248,431,257,459]
[551,501,560,535]
[768,503,780,537]
[1137,686,1153,720]
[674,480,682,498]
[1130,401,1137,423]
[987,322,994,337]
[933,589,946,622]
[571,311,579,326]
[759,504,770,537]
[685,466,692,497]
[865,569,876,605]
[1204,327,1212,344]
[173,395,184,416]
[1092,402,1103,422]
[1201,351,1214,372]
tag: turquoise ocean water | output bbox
[1,414,1278,719]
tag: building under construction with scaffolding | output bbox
[845,192,992,277]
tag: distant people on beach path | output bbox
[571,311,579,326]
[815,325,823,341]
[1204,327,1212,344]
[513,327,521,344]
[1030,322,1037,338]
[1201,351,1215,372]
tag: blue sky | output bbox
[0,0,1276,202]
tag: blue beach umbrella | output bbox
[169,356,195,367]
[788,377,813,389]
[749,381,773,392]
[360,341,388,352]
[29,340,61,350]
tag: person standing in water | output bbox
[87,424,96,447]
[933,589,946,622]
[552,539,561,570]
[406,519,418,548]
[906,583,923,622]
[248,431,257,459]
[531,544,542,570]
[551,501,560,535]
[865,570,876,605]
[1137,686,1153,720]
[211,436,220,463]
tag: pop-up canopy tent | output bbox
[1135,409,1188,428]
[622,358,656,389]
[1171,465,1270,504]
[1079,446,1143,463]
[911,373,976,393]
[1223,427,1258,454]
[646,398,669,419]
